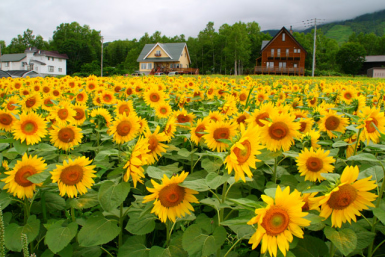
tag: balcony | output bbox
[154,53,162,57]
[267,53,301,60]
[254,66,305,76]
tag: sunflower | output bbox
[238,89,249,105]
[41,95,56,111]
[232,112,251,128]
[90,108,113,128]
[51,156,97,198]
[2,160,9,171]
[49,101,76,126]
[206,110,224,123]
[301,192,320,212]
[163,116,177,142]
[22,93,42,112]
[137,116,149,134]
[247,186,310,257]
[340,88,356,104]
[0,110,16,132]
[115,100,135,116]
[225,125,264,182]
[298,118,314,134]
[144,88,166,108]
[318,111,349,139]
[75,91,88,105]
[203,121,238,152]
[144,126,169,165]
[246,102,275,128]
[143,171,199,223]
[316,166,377,228]
[123,137,150,187]
[2,95,20,112]
[258,111,300,152]
[12,112,47,145]
[155,102,172,119]
[296,147,335,182]
[72,103,87,126]
[190,118,209,145]
[345,133,359,158]
[174,108,196,127]
[50,124,83,151]
[357,106,385,144]
[100,90,116,105]
[2,154,47,199]
[109,113,140,144]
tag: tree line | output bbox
[1,21,385,76]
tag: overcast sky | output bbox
[1,0,385,45]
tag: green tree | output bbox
[198,22,217,74]
[51,22,101,74]
[6,29,49,53]
[336,42,366,75]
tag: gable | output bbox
[137,43,189,63]
[261,27,307,55]
[146,44,172,59]
[0,53,27,62]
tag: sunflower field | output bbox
[0,75,385,257]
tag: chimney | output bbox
[290,26,293,34]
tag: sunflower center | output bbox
[150,93,160,102]
[117,121,132,136]
[160,107,168,114]
[7,102,16,110]
[44,99,53,107]
[365,118,378,133]
[58,127,75,143]
[239,93,247,101]
[208,88,214,94]
[310,97,316,105]
[118,104,130,115]
[344,92,352,100]
[256,112,269,127]
[103,94,112,102]
[195,124,206,138]
[302,202,310,212]
[43,87,50,93]
[262,206,290,236]
[26,97,36,108]
[58,109,69,120]
[148,135,159,152]
[0,113,12,125]
[268,122,289,140]
[213,128,230,142]
[237,115,247,124]
[21,121,38,135]
[159,183,186,208]
[327,184,357,210]
[77,94,84,101]
[306,157,323,172]
[233,140,251,164]
[325,116,340,130]
[299,122,307,132]
[60,165,84,185]
[53,90,60,96]
[126,88,133,95]
[15,165,37,187]
[114,86,122,93]
[177,114,189,124]
[74,108,85,120]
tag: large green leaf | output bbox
[98,181,130,212]
[5,215,40,252]
[45,220,78,253]
[373,208,385,225]
[77,213,120,247]
[205,172,230,189]
[201,158,223,172]
[45,192,66,212]
[125,211,156,235]
[324,227,357,256]
[347,153,378,162]
[94,149,119,162]
[291,235,328,257]
[68,191,99,209]
[14,140,29,155]
[146,166,174,180]
[118,237,149,257]
[180,179,209,192]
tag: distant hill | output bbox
[262,9,385,45]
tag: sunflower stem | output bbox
[70,207,76,223]
[272,156,278,184]
[219,182,228,224]
[41,191,47,223]
[351,128,362,164]
[0,205,6,257]
[119,203,124,248]
[23,198,30,225]
[224,237,243,257]
[165,219,171,247]
[329,242,336,257]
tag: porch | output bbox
[254,66,305,76]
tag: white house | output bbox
[0,47,68,76]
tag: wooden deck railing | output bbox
[254,66,305,76]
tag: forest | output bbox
[1,19,385,76]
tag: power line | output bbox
[302,19,325,77]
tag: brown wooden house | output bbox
[255,27,307,76]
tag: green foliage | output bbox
[336,42,366,75]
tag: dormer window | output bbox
[155,50,161,57]
[282,33,285,41]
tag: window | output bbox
[47,57,50,61]
[297,49,301,53]
[266,62,274,68]
[58,68,62,72]
[52,57,54,61]
[180,64,183,68]
[294,49,297,53]
[155,50,161,57]
[48,66,54,72]
[282,33,285,41]
[5,62,9,67]
[293,63,298,68]
[271,49,274,57]
[277,49,281,57]
[286,49,289,56]
[147,63,152,70]
[279,62,286,68]
[141,63,147,70]
[176,64,179,68]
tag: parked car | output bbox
[154,72,165,76]
[168,71,179,76]
[5,70,45,78]
[0,70,11,78]
[131,71,145,76]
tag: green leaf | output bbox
[324,227,357,256]
[178,148,196,157]
[216,138,232,145]
[347,153,378,162]
[291,235,328,257]
[149,246,172,257]
[5,215,40,252]
[228,224,255,239]
[146,166,174,180]
[0,143,9,151]
[36,143,58,152]
[228,198,263,209]
[180,179,209,192]
[69,191,99,209]
[27,170,52,183]
[0,138,15,143]
[118,237,149,257]
[320,173,340,183]
[201,158,223,172]
[98,181,130,212]
[94,149,119,162]
[256,149,281,162]
[283,150,299,158]
[14,140,29,155]
[200,198,220,211]
[77,213,120,247]
[358,166,384,183]
[205,172,230,189]
[373,208,385,225]
[302,185,329,194]
[195,151,227,161]
[45,192,66,211]
[158,163,183,173]
[332,141,349,147]
[125,211,156,235]
[45,220,78,253]
[0,190,13,209]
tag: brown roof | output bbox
[35,50,69,59]
[260,27,307,55]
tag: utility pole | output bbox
[100,32,104,77]
[302,18,325,77]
